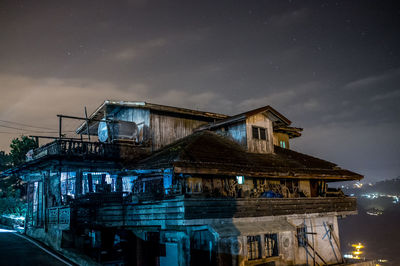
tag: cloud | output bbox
[369,89,400,102]
[344,68,400,90]
[113,37,169,61]
[0,73,233,150]
[292,121,400,182]
[268,8,311,27]
[237,81,322,114]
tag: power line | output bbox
[0,119,54,130]
[0,131,26,134]
[0,124,75,134]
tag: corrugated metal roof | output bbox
[198,105,292,131]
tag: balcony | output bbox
[27,139,150,161]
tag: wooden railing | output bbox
[29,139,150,161]
[47,206,70,228]
[31,140,120,160]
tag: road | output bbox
[0,229,73,266]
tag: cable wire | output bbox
[0,119,54,130]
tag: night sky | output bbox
[0,0,399,182]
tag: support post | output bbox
[85,107,91,142]
[75,170,83,197]
[88,173,93,193]
[116,175,123,193]
[59,116,62,139]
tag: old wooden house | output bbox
[4,100,362,266]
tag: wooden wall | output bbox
[273,132,290,149]
[246,113,274,153]
[150,113,208,150]
[215,122,247,148]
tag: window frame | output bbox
[252,126,268,141]
[264,233,279,257]
[297,225,307,247]
[247,235,261,260]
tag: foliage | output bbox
[0,175,25,198]
[0,137,34,221]
[9,136,37,167]
[0,151,11,171]
[0,175,27,218]
[0,195,26,217]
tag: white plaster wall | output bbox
[288,215,342,265]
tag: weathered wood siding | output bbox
[75,197,357,227]
[183,197,357,219]
[246,113,274,153]
[216,122,247,148]
[273,132,290,149]
[150,113,208,150]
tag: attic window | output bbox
[252,126,267,140]
[252,126,259,139]
[259,128,266,140]
[279,141,286,149]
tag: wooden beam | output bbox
[173,166,362,181]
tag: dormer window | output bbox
[252,126,267,140]
[279,141,286,149]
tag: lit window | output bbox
[279,141,286,148]
[122,176,137,193]
[82,172,110,194]
[61,172,76,202]
[236,175,244,184]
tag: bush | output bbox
[0,196,27,217]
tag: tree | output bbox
[9,136,37,167]
[0,151,11,171]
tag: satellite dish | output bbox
[98,120,108,142]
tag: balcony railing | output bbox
[28,139,150,161]
[47,206,71,229]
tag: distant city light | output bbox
[351,243,364,259]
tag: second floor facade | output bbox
[75,101,303,154]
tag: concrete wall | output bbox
[288,215,342,265]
